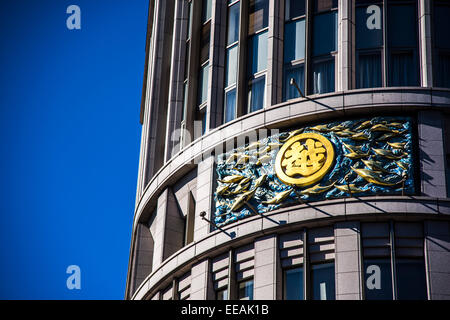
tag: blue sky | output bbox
[0,0,148,299]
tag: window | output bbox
[180,0,193,148]
[246,0,268,112]
[444,116,450,197]
[310,263,335,300]
[355,0,419,88]
[216,288,228,300]
[284,267,304,300]
[356,0,383,88]
[224,0,240,123]
[311,0,338,94]
[283,0,306,101]
[394,223,428,300]
[237,279,254,300]
[362,222,428,300]
[387,1,419,86]
[196,0,212,136]
[280,228,335,300]
[212,253,230,300]
[212,245,254,300]
[433,0,450,88]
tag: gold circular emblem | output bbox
[275,132,335,187]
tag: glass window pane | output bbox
[238,280,254,300]
[284,64,304,101]
[434,3,450,49]
[198,64,209,105]
[184,42,190,80]
[227,2,240,45]
[396,259,428,300]
[187,0,193,38]
[357,52,382,88]
[200,22,211,63]
[224,89,236,123]
[284,268,304,300]
[387,3,417,48]
[284,19,306,62]
[248,31,268,76]
[311,263,335,300]
[217,289,228,300]
[389,51,418,86]
[226,45,238,87]
[202,111,207,135]
[312,11,338,57]
[356,4,383,50]
[436,53,450,88]
[285,0,305,20]
[364,259,393,300]
[312,59,335,94]
[248,76,265,112]
[202,0,212,23]
[314,0,338,13]
[182,81,188,120]
[248,0,269,34]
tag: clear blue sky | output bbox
[0,0,148,299]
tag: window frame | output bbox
[223,0,241,123]
[361,221,429,300]
[283,0,307,101]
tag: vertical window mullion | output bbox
[390,221,398,300]
[303,228,309,300]
[382,0,387,87]
[305,0,312,95]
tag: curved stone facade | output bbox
[126,0,450,300]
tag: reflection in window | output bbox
[247,31,268,76]
[198,64,209,106]
[283,0,305,101]
[433,0,450,88]
[248,0,268,34]
[311,0,337,94]
[224,1,240,123]
[238,279,254,300]
[310,263,335,300]
[216,288,228,300]
[202,0,212,23]
[247,0,268,113]
[284,267,304,300]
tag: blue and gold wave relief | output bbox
[214,117,414,227]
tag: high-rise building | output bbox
[125,0,450,300]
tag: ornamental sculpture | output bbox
[214,117,415,227]
[275,133,335,187]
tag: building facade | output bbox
[125,0,450,300]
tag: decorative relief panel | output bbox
[214,117,415,227]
